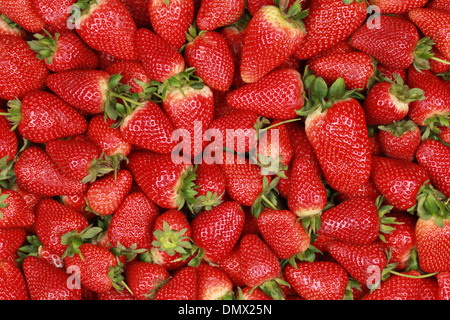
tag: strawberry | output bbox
[408,8,450,60]
[0,35,49,101]
[416,139,450,198]
[246,0,305,16]
[87,115,132,158]
[0,189,35,228]
[363,75,425,126]
[154,266,198,300]
[362,270,438,300]
[150,209,193,271]
[71,0,138,60]
[120,0,151,29]
[0,260,29,300]
[306,38,354,64]
[85,169,133,216]
[184,29,235,92]
[238,287,274,300]
[105,61,151,94]
[238,233,286,300]
[217,247,246,287]
[437,272,450,300]
[427,0,450,12]
[377,64,407,83]
[31,0,76,31]
[298,77,372,194]
[0,227,26,260]
[370,156,429,211]
[190,201,244,264]
[28,31,99,72]
[97,288,136,300]
[0,111,17,162]
[335,178,382,204]
[283,261,349,300]
[108,191,159,252]
[256,209,311,261]
[369,0,428,14]
[378,120,422,161]
[0,0,45,32]
[0,12,26,38]
[226,68,304,120]
[308,52,376,91]
[135,28,185,83]
[148,0,194,50]
[197,262,234,300]
[196,0,244,31]
[126,151,197,210]
[191,162,226,212]
[23,255,83,300]
[239,1,307,84]
[124,260,170,300]
[293,0,367,60]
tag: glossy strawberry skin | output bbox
[0,260,29,300]
[0,189,35,229]
[32,0,76,31]
[154,266,198,300]
[0,111,18,161]
[105,61,151,94]
[378,123,422,162]
[196,0,244,31]
[0,227,27,261]
[125,260,170,300]
[438,272,450,300]
[0,35,49,101]
[0,0,45,32]
[197,262,233,300]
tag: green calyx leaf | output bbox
[0,99,23,131]
[72,0,97,15]
[378,119,418,137]
[177,165,199,211]
[60,225,103,260]
[412,182,450,227]
[27,30,59,65]
[387,74,425,103]
[16,235,43,263]
[1,13,22,30]
[258,278,288,300]
[82,152,128,184]
[421,113,450,142]
[374,196,400,242]
[191,191,224,213]
[109,242,148,262]
[151,221,193,256]
[413,37,450,72]
[251,175,280,218]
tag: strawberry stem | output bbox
[389,270,438,279]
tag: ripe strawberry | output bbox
[226,68,304,120]
[298,77,372,194]
[0,12,26,38]
[97,288,136,300]
[85,169,133,216]
[126,151,197,210]
[0,227,26,260]
[0,189,35,229]
[408,8,450,60]
[416,139,450,198]
[382,212,417,271]
[377,64,407,83]
[283,261,349,300]
[256,209,310,261]
[191,201,244,264]
[196,0,244,31]
[363,76,425,126]
[124,260,170,300]
[150,209,193,271]
[191,162,226,212]
[369,0,428,13]
[120,0,151,29]
[0,35,49,101]
[0,0,45,32]
[427,0,450,12]
[217,247,246,287]
[370,156,429,211]
[105,61,151,94]
[293,0,367,60]
[238,233,285,300]
[239,2,307,84]
[0,111,17,162]
[378,120,422,161]
[335,178,382,204]
[23,255,82,300]
[108,192,159,252]
[135,28,185,83]
[238,287,274,300]
[28,31,99,72]
[0,260,29,300]
[437,272,450,300]
[184,29,234,92]
[31,0,76,31]
[71,0,138,60]
[148,0,194,50]
[154,266,198,300]
[197,262,234,300]
[308,52,376,91]
[87,115,132,158]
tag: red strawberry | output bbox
[369,0,428,13]
[154,266,198,300]
[184,29,235,92]
[108,192,159,252]
[0,227,26,260]
[416,139,450,198]
[308,51,376,91]
[105,60,151,94]
[148,0,194,50]
[97,288,136,300]
[0,0,45,32]
[0,13,26,38]
[23,256,82,300]
[191,201,245,264]
[363,76,425,126]
[377,64,407,83]
[150,209,193,271]
[378,120,422,161]
[408,8,450,60]
[306,38,354,64]
[191,162,226,212]
[238,233,285,300]
[0,111,17,162]
[256,209,310,261]
[0,260,29,300]
[239,2,306,84]
[0,189,35,229]
[87,115,132,158]
[293,0,367,60]
[335,178,382,204]
[226,68,304,120]
[196,262,234,300]
[298,77,372,194]
[124,260,170,300]
[28,31,99,72]
[283,261,349,300]
[370,156,429,211]
[438,272,450,300]
[0,35,49,101]
[85,169,133,216]
[72,0,138,60]
[196,0,244,31]
[427,0,450,12]
[135,28,185,83]
[120,0,151,28]
[238,287,274,300]
[31,0,76,31]
[217,247,246,287]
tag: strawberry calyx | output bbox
[27,30,59,65]
[251,175,280,218]
[254,277,289,300]
[60,225,103,260]
[177,165,199,212]
[72,0,99,16]
[374,196,400,242]
[281,244,322,269]
[191,191,225,213]
[109,242,148,263]
[1,99,23,131]
[275,0,308,32]
[421,113,450,143]
[82,152,128,184]
[108,259,134,295]
[378,119,418,138]
[152,221,194,256]
[0,13,23,30]
[386,74,425,104]
[413,37,450,71]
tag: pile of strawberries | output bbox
[0,0,450,301]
